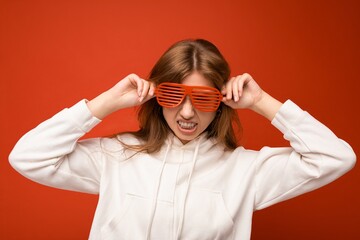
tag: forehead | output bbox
[181,72,215,88]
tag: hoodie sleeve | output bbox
[254,100,356,210]
[9,100,103,194]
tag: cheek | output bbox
[199,112,217,126]
[162,108,175,124]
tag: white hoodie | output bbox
[9,99,356,240]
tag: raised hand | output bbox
[222,73,263,109]
[87,74,156,119]
[110,73,156,108]
[222,73,283,121]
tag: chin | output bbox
[176,132,200,144]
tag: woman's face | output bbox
[162,72,217,144]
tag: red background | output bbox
[1,0,359,239]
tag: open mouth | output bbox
[177,121,198,132]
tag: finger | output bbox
[148,81,156,97]
[232,76,240,102]
[237,75,246,98]
[127,73,143,97]
[139,80,150,102]
[238,73,254,96]
[226,77,234,101]
[141,83,157,104]
[222,96,236,109]
[141,80,155,102]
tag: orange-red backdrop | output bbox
[1,0,359,239]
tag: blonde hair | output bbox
[119,39,242,153]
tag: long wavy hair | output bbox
[118,39,242,153]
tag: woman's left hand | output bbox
[222,73,263,109]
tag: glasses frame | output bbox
[155,82,223,112]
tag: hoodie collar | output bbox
[165,132,218,152]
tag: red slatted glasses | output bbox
[155,82,223,112]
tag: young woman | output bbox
[9,39,356,240]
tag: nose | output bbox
[179,96,195,119]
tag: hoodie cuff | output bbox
[66,99,102,133]
[271,100,307,134]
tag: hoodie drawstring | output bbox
[145,137,202,240]
[175,139,201,240]
[145,143,171,240]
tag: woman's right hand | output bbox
[87,74,156,119]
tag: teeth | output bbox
[178,121,197,129]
